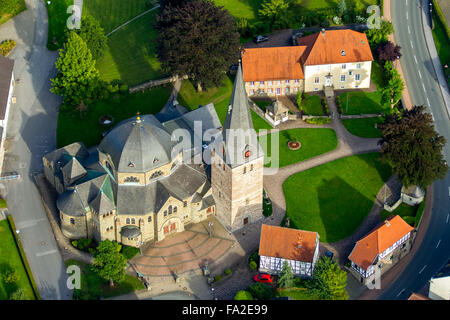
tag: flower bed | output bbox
[287,141,301,150]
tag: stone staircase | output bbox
[324,86,334,98]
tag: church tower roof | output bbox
[222,63,263,168]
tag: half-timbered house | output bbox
[258,224,320,277]
[348,215,415,286]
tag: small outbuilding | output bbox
[265,99,289,126]
[401,185,425,206]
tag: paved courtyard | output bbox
[130,217,236,281]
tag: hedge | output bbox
[432,0,450,39]
[7,215,41,300]
[305,118,331,125]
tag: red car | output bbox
[253,273,273,283]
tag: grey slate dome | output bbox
[57,189,86,217]
[98,115,175,173]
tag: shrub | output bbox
[0,39,16,56]
[214,275,223,282]
[72,238,93,251]
[305,118,331,125]
[249,260,258,270]
[234,290,253,300]
[248,283,275,300]
[320,19,330,28]
[119,84,129,93]
[225,268,232,275]
[2,269,19,284]
[249,251,260,264]
[10,288,26,300]
[402,215,416,227]
[121,246,140,260]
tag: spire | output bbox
[221,63,263,168]
[223,63,254,141]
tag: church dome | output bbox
[98,115,175,173]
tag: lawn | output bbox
[95,10,164,86]
[66,259,144,300]
[301,94,324,116]
[277,288,320,300]
[83,0,152,34]
[432,13,450,87]
[57,85,172,148]
[178,75,272,131]
[213,0,263,22]
[342,117,384,138]
[0,0,26,25]
[301,0,378,10]
[0,219,35,300]
[259,128,338,168]
[338,61,390,115]
[283,153,392,243]
[45,0,73,50]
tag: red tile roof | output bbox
[348,216,415,270]
[242,46,307,82]
[296,29,373,66]
[259,224,318,262]
[408,293,430,300]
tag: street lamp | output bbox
[138,240,143,256]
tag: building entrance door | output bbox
[243,217,249,225]
[325,77,331,87]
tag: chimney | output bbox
[321,28,325,35]
[384,219,391,227]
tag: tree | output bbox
[278,261,294,289]
[338,0,347,16]
[378,105,448,188]
[296,90,302,110]
[10,288,26,300]
[381,61,404,108]
[365,20,394,48]
[156,0,240,91]
[2,269,18,284]
[51,32,101,106]
[76,15,108,60]
[258,0,291,29]
[234,290,253,300]
[93,240,127,287]
[311,257,348,300]
[160,0,191,10]
[248,282,275,300]
[0,0,21,15]
[376,41,402,62]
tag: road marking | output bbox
[427,97,430,106]
[446,213,449,223]
[419,265,427,274]
[410,40,414,49]
[396,289,406,297]
[408,26,411,34]
[448,187,450,196]
[436,239,441,248]
[418,70,422,79]
[406,0,408,6]
[414,55,418,64]
[36,249,58,257]
[406,12,408,20]
[422,83,426,92]
[16,218,46,229]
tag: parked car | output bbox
[253,273,273,283]
[254,35,269,44]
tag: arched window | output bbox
[70,218,75,225]
[126,218,130,224]
[164,210,167,217]
[131,218,135,224]
[150,171,163,180]
[174,206,177,213]
[168,205,172,215]
[148,216,152,223]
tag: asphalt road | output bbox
[379,0,450,299]
[0,0,71,299]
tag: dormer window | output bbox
[128,162,134,168]
[341,50,346,56]
[153,158,158,164]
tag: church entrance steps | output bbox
[131,219,235,277]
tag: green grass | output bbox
[380,195,427,228]
[57,85,172,148]
[252,99,272,112]
[301,0,378,10]
[83,0,152,34]
[0,198,7,208]
[0,0,26,25]
[338,61,390,115]
[178,75,272,131]
[301,94,323,116]
[66,259,145,300]
[432,13,450,87]
[277,288,320,300]
[259,128,338,168]
[283,153,392,243]
[213,0,264,22]
[96,10,164,86]
[0,219,35,300]
[342,117,384,138]
[45,0,73,50]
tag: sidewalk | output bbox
[384,0,414,111]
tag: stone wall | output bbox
[129,75,188,93]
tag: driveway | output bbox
[0,0,71,299]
